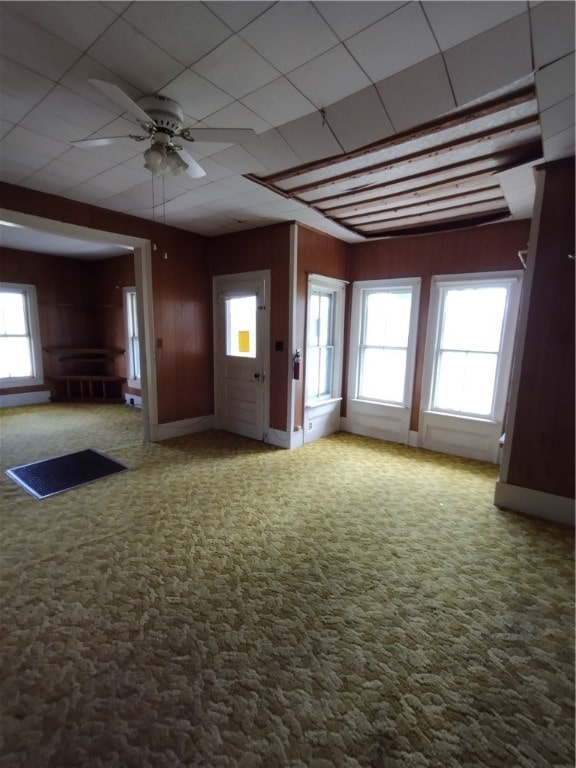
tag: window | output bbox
[425,273,522,421]
[0,283,43,386]
[350,279,420,407]
[123,288,141,386]
[226,295,257,358]
[306,275,346,403]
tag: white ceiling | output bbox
[0,0,574,252]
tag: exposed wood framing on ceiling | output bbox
[247,86,542,239]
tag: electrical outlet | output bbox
[308,421,313,430]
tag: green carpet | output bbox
[1,404,574,767]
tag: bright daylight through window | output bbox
[358,288,415,405]
[123,288,140,385]
[429,276,521,420]
[0,284,42,385]
[226,295,256,358]
[307,289,334,400]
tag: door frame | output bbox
[212,270,270,441]
[0,207,157,442]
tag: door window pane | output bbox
[226,296,256,358]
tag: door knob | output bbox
[254,372,260,379]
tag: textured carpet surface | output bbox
[0,404,574,768]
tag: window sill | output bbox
[422,410,498,425]
[305,397,342,410]
[350,398,408,409]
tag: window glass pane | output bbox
[131,337,141,380]
[319,346,333,397]
[308,293,320,346]
[0,291,27,335]
[0,337,32,377]
[441,287,507,352]
[318,294,332,346]
[365,291,411,347]
[226,296,256,358]
[306,347,320,400]
[434,351,497,416]
[359,347,407,403]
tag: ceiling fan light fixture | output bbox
[165,147,188,176]
[143,145,166,174]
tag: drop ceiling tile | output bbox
[540,95,575,141]
[58,147,121,173]
[0,141,58,172]
[0,158,35,185]
[60,55,145,115]
[89,18,185,93]
[0,120,14,139]
[220,174,262,193]
[193,36,279,99]
[241,78,316,128]
[204,101,272,134]
[0,57,55,123]
[530,1,575,70]
[101,2,131,14]
[12,1,117,50]
[239,3,338,74]
[39,157,107,185]
[23,168,79,196]
[20,107,95,145]
[241,128,303,173]
[287,45,371,109]
[279,111,343,163]
[33,85,119,133]
[314,1,406,40]
[3,125,70,160]
[123,2,231,67]
[324,86,394,152]
[535,52,575,110]
[422,1,528,51]
[376,54,456,132]
[206,2,274,32]
[345,3,439,82]
[445,13,532,106]
[542,125,575,161]
[0,6,83,82]
[208,145,268,174]
[160,69,233,121]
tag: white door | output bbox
[213,271,270,441]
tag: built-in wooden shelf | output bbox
[44,347,125,403]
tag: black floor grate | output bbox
[6,449,128,499]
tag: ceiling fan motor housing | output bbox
[137,95,184,135]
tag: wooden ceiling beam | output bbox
[285,116,540,195]
[262,86,536,184]
[355,199,508,231]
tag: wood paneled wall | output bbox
[0,183,211,425]
[295,225,349,428]
[503,159,575,499]
[210,223,292,431]
[349,220,531,430]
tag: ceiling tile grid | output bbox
[0,0,573,245]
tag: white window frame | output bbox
[123,287,141,389]
[0,282,43,387]
[348,277,421,408]
[346,278,420,445]
[305,274,347,406]
[421,271,523,425]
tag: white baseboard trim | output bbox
[266,428,295,449]
[124,393,142,409]
[0,390,51,408]
[494,481,575,526]
[408,430,419,447]
[154,414,214,441]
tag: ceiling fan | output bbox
[71,79,258,179]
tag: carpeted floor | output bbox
[1,404,574,768]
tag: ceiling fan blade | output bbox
[180,127,257,144]
[178,148,207,179]
[71,135,148,147]
[89,79,154,125]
